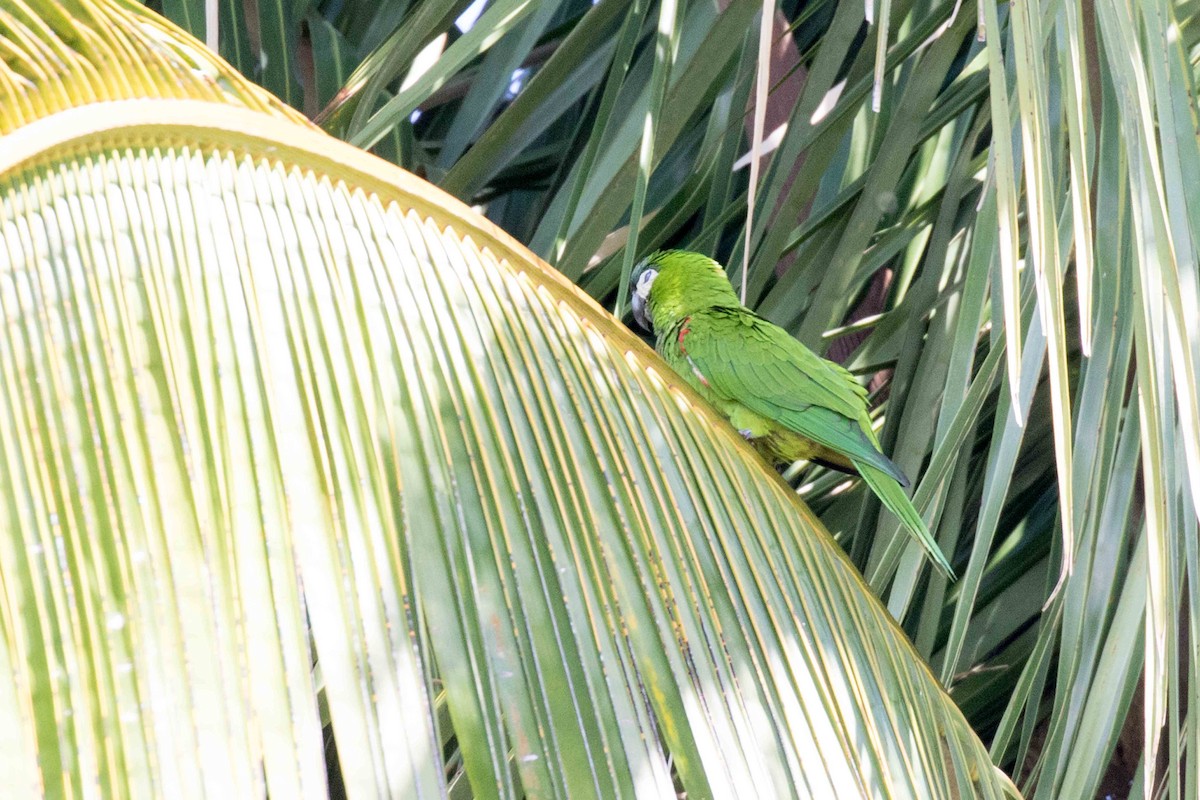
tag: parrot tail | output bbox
[855,462,955,579]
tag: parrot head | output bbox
[629,250,740,333]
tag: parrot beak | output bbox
[630,264,657,332]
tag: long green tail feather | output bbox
[855,461,955,579]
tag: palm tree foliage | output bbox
[172,0,1200,793]
[4,0,1200,793]
[0,1,1019,798]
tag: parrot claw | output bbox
[738,428,754,440]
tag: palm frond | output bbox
[0,2,1020,795]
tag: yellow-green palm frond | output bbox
[0,2,1020,797]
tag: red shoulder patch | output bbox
[677,315,692,351]
[675,316,710,388]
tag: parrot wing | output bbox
[679,309,909,485]
[679,308,954,579]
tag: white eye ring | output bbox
[635,268,658,300]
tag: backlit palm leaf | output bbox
[0,2,1017,797]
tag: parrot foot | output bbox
[738,428,755,440]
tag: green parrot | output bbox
[629,249,954,579]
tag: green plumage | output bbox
[630,250,954,579]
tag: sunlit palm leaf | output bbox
[0,2,1019,797]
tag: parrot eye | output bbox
[634,268,658,301]
[630,267,658,332]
